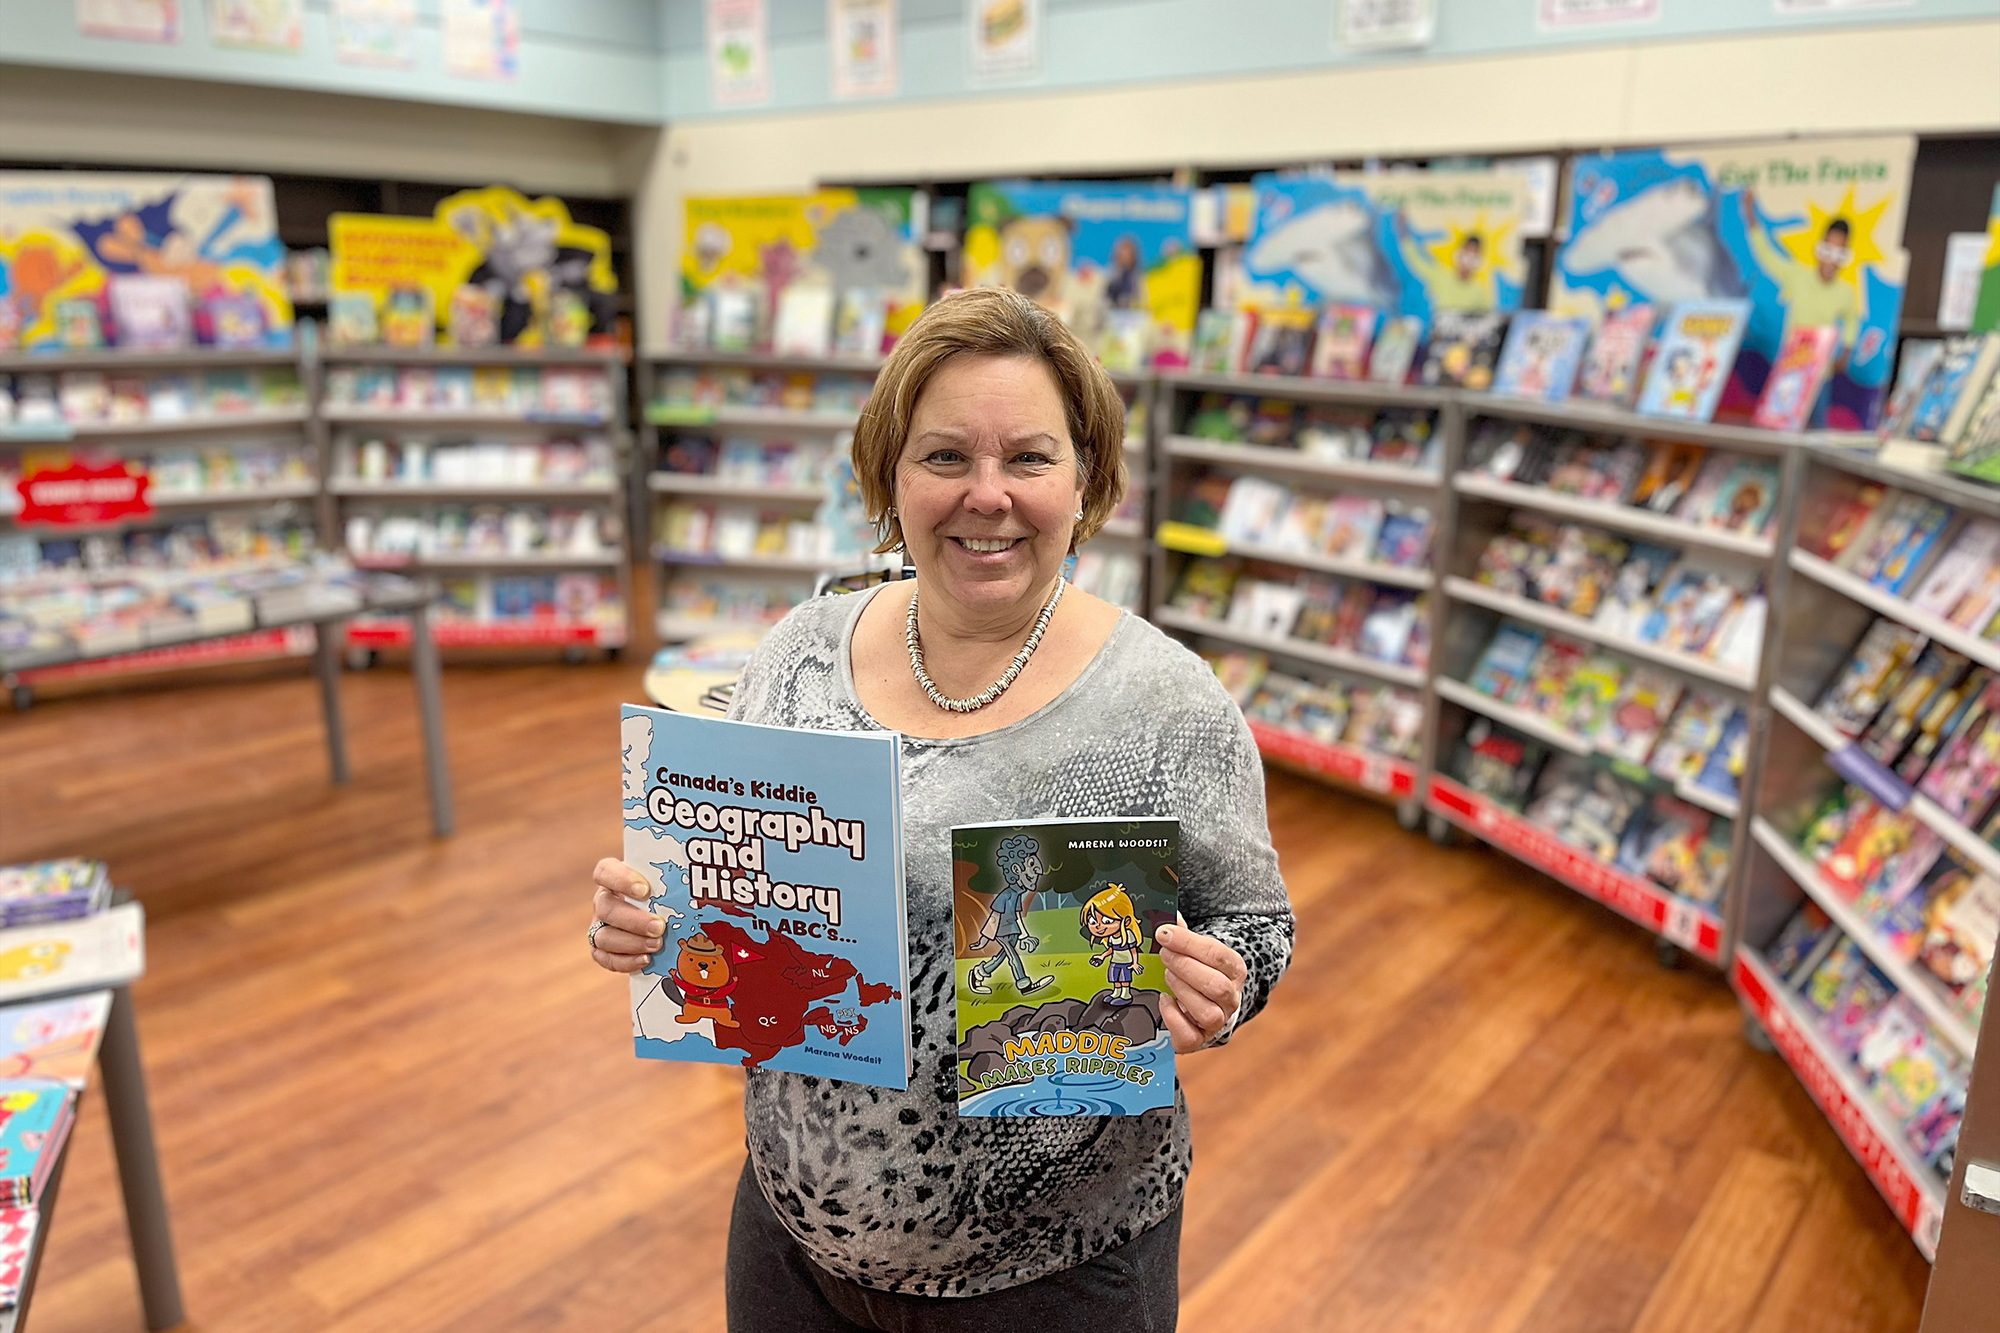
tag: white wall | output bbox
[0,64,657,198]
[634,17,2000,347]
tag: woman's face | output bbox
[895,353,1084,614]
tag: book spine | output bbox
[0,898,97,930]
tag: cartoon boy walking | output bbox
[969,833,1055,996]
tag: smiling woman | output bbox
[587,287,1295,1332]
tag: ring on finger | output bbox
[588,920,608,948]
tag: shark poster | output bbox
[962,181,1201,367]
[1240,170,1530,321]
[1550,135,1915,430]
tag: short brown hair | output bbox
[852,287,1129,554]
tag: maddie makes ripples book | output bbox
[952,818,1179,1117]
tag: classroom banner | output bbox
[329,185,619,346]
[963,181,1200,365]
[0,171,291,351]
[1241,170,1529,320]
[682,189,926,335]
[1550,135,1916,429]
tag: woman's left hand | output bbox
[1156,920,1248,1054]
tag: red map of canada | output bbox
[700,921,899,1068]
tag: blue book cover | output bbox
[1492,313,1591,404]
[954,818,1178,1117]
[0,1079,73,1206]
[1908,336,1989,442]
[1636,300,1752,422]
[621,705,909,1088]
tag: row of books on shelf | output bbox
[0,554,368,661]
[344,507,620,563]
[660,576,802,631]
[1803,480,2000,637]
[1206,649,1425,762]
[1173,470,1434,568]
[1792,785,1996,1030]
[0,369,304,429]
[1813,620,2000,820]
[655,503,862,568]
[1881,332,2000,474]
[1,272,275,354]
[1473,513,1766,671]
[1448,720,1731,909]
[0,513,314,582]
[1168,557,1430,670]
[651,366,876,419]
[0,447,314,514]
[1196,299,1820,430]
[674,285,904,362]
[1465,419,1781,538]
[1179,396,1437,469]
[434,572,624,628]
[344,437,617,489]
[659,436,839,490]
[322,365,616,420]
[1462,620,1748,801]
[1764,903,1972,1184]
[325,285,606,352]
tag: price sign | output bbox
[16,459,152,525]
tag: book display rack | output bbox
[320,345,633,659]
[0,342,323,691]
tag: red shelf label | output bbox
[15,625,316,685]
[347,620,608,648]
[1426,774,1723,962]
[17,460,151,525]
[1732,952,1941,1257]
[1247,720,1416,797]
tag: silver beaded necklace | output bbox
[906,578,1065,713]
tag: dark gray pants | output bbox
[725,1159,1181,1333]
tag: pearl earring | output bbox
[1074,509,1083,520]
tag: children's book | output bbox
[1468,624,1543,702]
[1310,304,1378,380]
[1909,334,2000,444]
[1753,326,1839,433]
[1636,300,1751,422]
[1576,304,1657,405]
[1189,309,1236,375]
[1450,718,1549,811]
[0,1206,39,1310]
[108,275,191,351]
[1492,313,1589,403]
[621,705,910,1088]
[0,860,110,929]
[327,293,378,346]
[1913,521,2000,618]
[952,818,1179,1116]
[1699,459,1781,535]
[0,904,144,1005]
[1418,311,1508,391]
[772,286,837,359]
[1918,676,2000,821]
[831,290,888,359]
[1594,667,1683,766]
[0,1082,74,1208]
[1649,689,1734,783]
[1367,316,1424,385]
[1244,307,1316,378]
[1880,340,1946,440]
[0,993,110,1088]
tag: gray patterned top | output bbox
[727,585,1294,1297]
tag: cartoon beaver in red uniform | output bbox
[672,933,739,1028]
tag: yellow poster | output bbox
[682,188,926,334]
[329,185,618,346]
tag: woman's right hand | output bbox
[589,858,665,974]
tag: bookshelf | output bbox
[317,344,633,660]
[1423,392,1806,969]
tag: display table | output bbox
[4,577,456,838]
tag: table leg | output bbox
[99,988,184,1333]
[408,604,455,838]
[313,620,350,786]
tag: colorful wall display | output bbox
[1241,170,1530,321]
[681,189,926,336]
[0,172,291,351]
[1972,184,2000,335]
[963,182,1200,365]
[329,185,619,347]
[1550,135,1916,429]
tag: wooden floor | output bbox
[0,659,1935,1332]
